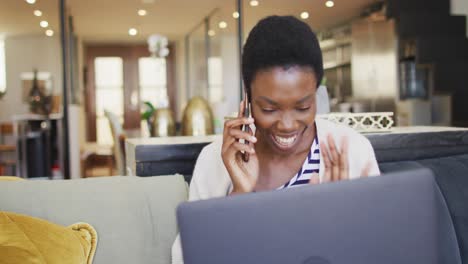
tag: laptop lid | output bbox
[177,168,461,264]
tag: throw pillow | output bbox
[0,211,97,264]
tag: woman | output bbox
[172,15,380,263]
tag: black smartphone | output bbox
[241,98,251,162]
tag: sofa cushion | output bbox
[0,211,97,264]
[380,154,468,264]
[0,175,188,264]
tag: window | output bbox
[138,57,167,108]
[208,57,223,103]
[0,38,6,95]
[138,57,168,137]
[94,57,124,145]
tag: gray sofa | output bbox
[1,129,467,264]
[0,175,187,264]
[369,130,468,264]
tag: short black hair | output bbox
[242,15,323,99]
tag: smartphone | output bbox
[241,98,251,162]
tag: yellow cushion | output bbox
[0,211,97,264]
[0,176,24,181]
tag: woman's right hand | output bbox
[221,99,259,194]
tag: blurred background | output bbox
[0,0,467,178]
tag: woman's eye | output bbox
[297,107,311,112]
[261,109,276,113]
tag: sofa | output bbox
[0,175,188,264]
[370,129,468,264]
[1,129,467,263]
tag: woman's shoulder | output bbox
[316,117,369,143]
[194,137,223,170]
[190,136,232,200]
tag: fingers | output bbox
[223,117,254,146]
[224,117,254,131]
[321,140,332,183]
[222,114,256,164]
[339,136,349,180]
[231,141,255,154]
[229,128,257,144]
[326,134,340,181]
[321,135,350,183]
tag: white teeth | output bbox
[274,135,297,145]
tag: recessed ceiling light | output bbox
[45,29,54,37]
[26,0,36,4]
[250,0,259,7]
[232,11,239,19]
[300,12,309,19]
[34,10,42,17]
[218,21,227,29]
[128,28,138,36]
[208,30,215,37]
[138,9,147,16]
[325,1,334,7]
[40,21,48,28]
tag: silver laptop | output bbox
[177,168,461,264]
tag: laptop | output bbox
[177,168,461,264]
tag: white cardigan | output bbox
[172,118,381,263]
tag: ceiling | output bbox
[0,0,379,43]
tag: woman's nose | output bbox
[276,112,297,132]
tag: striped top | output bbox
[279,136,320,189]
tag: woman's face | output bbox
[251,66,317,155]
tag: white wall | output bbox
[451,0,468,37]
[0,35,62,122]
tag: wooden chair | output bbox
[79,111,129,178]
[104,110,127,176]
[80,143,114,178]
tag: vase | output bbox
[152,108,176,137]
[181,96,214,136]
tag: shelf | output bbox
[324,61,351,70]
[12,113,63,121]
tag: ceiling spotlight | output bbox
[40,21,48,28]
[325,1,334,7]
[45,29,54,37]
[128,28,138,36]
[232,12,239,19]
[218,21,227,29]
[138,9,147,16]
[208,30,215,37]
[300,12,309,19]
[26,0,36,4]
[34,10,42,17]
[250,0,259,7]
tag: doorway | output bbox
[84,44,176,143]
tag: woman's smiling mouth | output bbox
[273,134,298,148]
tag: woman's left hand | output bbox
[309,134,371,185]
